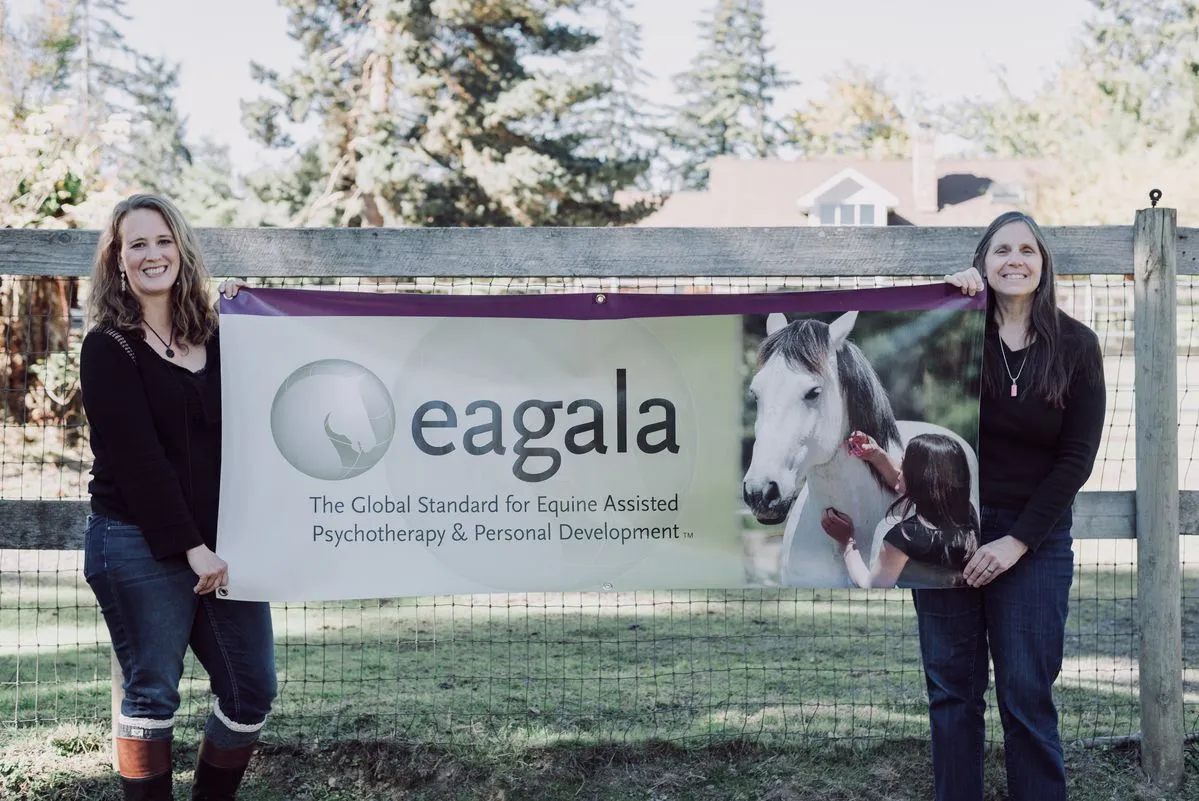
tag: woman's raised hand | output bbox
[944,268,985,296]
[218,278,248,299]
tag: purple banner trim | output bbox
[220,283,986,319]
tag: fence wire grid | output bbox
[1,273,1196,749]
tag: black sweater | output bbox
[979,312,1106,550]
[80,328,222,560]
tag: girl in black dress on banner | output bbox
[821,432,980,589]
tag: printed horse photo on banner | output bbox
[740,307,984,589]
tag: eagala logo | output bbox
[271,360,396,481]
[271,360,680,483]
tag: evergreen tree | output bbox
[244,0,654,227]
[173,139,267,227]
[72,2,199,198]
[120,54,193,196]
[6,0,217,200]
[571,0,660,192]
[668,0,790,189]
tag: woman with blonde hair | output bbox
[80,194,275,800]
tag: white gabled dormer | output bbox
[796,168,899,227]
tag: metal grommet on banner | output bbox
[217,587,229,598]
[595,293,607,305]
[602,582,614,591]
[1150,188,1162,208]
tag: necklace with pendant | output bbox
[145,322,175,358]
[999,338,1028,397]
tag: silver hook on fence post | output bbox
[1150,189,1162,208]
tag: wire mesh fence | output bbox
[1,272,1195,748]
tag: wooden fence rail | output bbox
[0,216,1191,789]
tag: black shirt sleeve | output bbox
[1007,326,1107,550]
[80,331,205,559]
[883,522,914,557]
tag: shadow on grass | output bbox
[3,728,1196,801]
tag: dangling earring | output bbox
[120,271,128,293]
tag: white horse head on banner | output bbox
[742,311,979,587]
[270,359,395,481]
[321,373,387,474]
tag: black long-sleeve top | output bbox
[979,312,1106,550]
[80,327,222,560]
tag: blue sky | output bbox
[12,0,1094,170]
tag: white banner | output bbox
[216,286,983,600]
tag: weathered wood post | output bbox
[1133,203,1183,788]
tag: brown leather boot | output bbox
[190,737,257,801]
[116,737,173,800]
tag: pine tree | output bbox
[3,0,207,199]
[33,0,141,146]
[173,139,265,227]
[119,54,193,196]
[668,0,790,189]
[571,0,660,191]
[244,0,654,227]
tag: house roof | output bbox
[794,167,900,209]
[636,155,1053,227]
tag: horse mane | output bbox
[836,341,901,452]
[760,319,901,488]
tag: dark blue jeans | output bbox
[83,514,277,748]
[911,506,1074,801]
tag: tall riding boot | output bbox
[116,737,174,801]
[190,737,257,801]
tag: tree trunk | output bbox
[0,275,75,423]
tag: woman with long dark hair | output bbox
[821,432,980,589]
[80,194,276,800]
[926,210,1106,800]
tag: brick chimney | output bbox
[911,124,939,214]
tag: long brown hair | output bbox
[87,194,217,345]
[973,211,1072,406]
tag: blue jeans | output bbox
[83,514,277,748]
[911,506,1074,801]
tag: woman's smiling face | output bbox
[119,208,180,301]
[983,220,1043,300]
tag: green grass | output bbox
[5,545,1187,744]
[2,540,1197,798]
